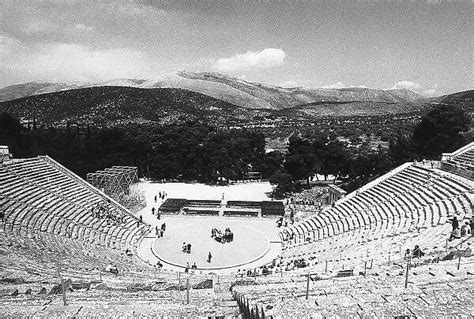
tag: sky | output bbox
[0,0,472,96]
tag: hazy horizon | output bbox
[0,0,472,96]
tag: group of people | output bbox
[286,187,327,206]
[151,206,161,220]
[105,264,119,274]
[155,223,167,238]
[91,202,124,226]
[182,242,192,253]
[449,216,473,241]
[404,245,425,259]
[181,252,212,272]
[276,217,289,228]
[184,262,198,273]
[405,243,472,263]
[439,245,472,262]
[243,265,271,277]
[154,191,167,203]
[211,227,234,243]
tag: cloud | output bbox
[322,82,346,89]
[0,33,23,54]
[0,39,158,83]
[32,43,149,81]
[113,2,166,18]
[392,80,421,91]
[279,80,298,88]
[422,86,441,97]
[392,80,441,97]
[21,18,59,35]
[73,24,94,32]
[0,34,28,66]
[214,48,286,72]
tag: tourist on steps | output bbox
[412,245,425,258]
[450,216,459,232]
[449,227,461,241]
[461,222,471,237]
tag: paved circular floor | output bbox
[152,217,270,270]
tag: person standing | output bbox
[207,252,212,263]
[185,262,190,273]
[450,216,459,232]
[412,245,425,258]
[461,222,471,237]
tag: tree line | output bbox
[269,104,471,195]
[0,103,470,195]
[0,116,274,184]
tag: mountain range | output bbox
[0,71,426,108]
[0,71,470,127]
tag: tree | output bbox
[320,140,350,181]
[0,112,23,156]
[388,131,418,165]
[269,170,293,197]
[258,150,284,178]
[413,105,471,158]
[285,136,321,185]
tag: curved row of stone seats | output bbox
[0,156,149,253]
[280,163,472,248]
[1,212,144,270]
[278,224,472,275]
[0,278,240,317]
[0,270,217,295]
[0,290,236,318]
[0,225,154,281]
[232,252,474,317]
[277,163,472,281]
[1,187,145,252]
[0,156,154,279]
[450,148,474,170]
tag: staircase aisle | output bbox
[213,275,242,318]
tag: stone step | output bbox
[220,300,239,307]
